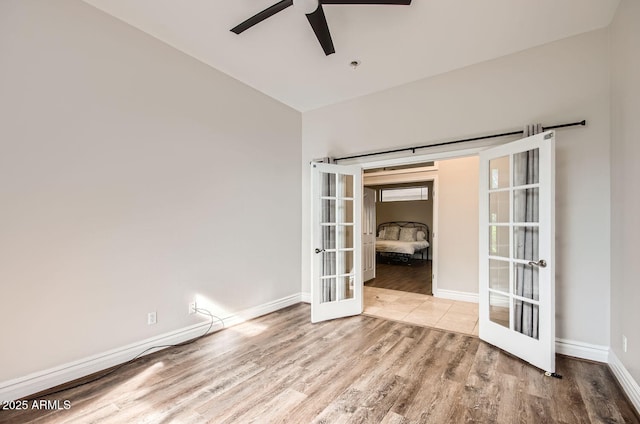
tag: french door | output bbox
[311,162,363,323]
[479,131,556,373]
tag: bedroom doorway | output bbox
[363,165,438,297]
[359,157,479,336]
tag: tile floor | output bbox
[363,286,479,336]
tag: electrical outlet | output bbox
[623,335,628,353]
[189,301,197,315]
[148,311,157,325]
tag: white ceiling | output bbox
[82,0,619,112]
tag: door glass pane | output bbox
[513,148,539,187]
[321,199,336,223]
[513,188,539,223]
[322,226,335,250]
[337,275,354,300]
[514,226,538,261]
[338,174,354,198]
[322,252,336,276]
[514,263,539,301]
[514,300,539,340]
[320,277,336,304]
[337,225,353,249]
[321,172,336,197]
[489,292,510,328]
[489,225,509,257]
[489,191,509,223]
[337,200,353,224]
[338,250,354,275]
[489,259,509,293]
[489,156,510,189]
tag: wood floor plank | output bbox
[391,331,460,421]
[572,359,631,423]
[1,303,638,424]
[365,261,432,295]
[284,324,401,420]
[380,410,409,424]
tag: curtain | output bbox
[513,124,541,339]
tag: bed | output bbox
[376,221,430,263]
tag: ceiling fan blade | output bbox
[231,0,294,34]
[306,5,335,55]
[321,0,411,4]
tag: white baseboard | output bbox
[301,292,311,303]
[434,288,479,303]
[0,293,302,402]
[221,293,302,327]
[608,350,640,415]
[555,338,609,363]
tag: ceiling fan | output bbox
[231,0,412,56]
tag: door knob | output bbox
[314,248,325,254]
[528,259,547,268]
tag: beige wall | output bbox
[374,181,434,233]
[302,29,611,347]
[0,0,301,383]
[610,0,640,384]
[376,199,432,229]
[436,157,479,293]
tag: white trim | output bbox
[434,288,479,303]
[219,293,301,328]
[301,292,311,303]
[364,169,438,186]
[609,350,640,415]
[345,141,507,170]
[431,175,439,292]
[0,293,301,402]
[555,338,609,363]
[364,162,439,177]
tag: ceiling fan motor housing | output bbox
[293,0,319,14]
[232,0,412,56]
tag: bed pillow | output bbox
[399,227,418,242]
[417,230,426,241]
[384,226,400,240]
[378,229,386,239]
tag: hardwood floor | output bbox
[365,260,432,295]
[2,304,638,424]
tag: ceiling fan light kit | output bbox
[231,0,412,56]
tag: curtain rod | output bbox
[333,120,586,163]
